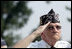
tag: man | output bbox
[13,9,71,48]
[1,38,7,48]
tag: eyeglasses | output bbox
[47,25,61,30]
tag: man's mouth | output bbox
[52,32,59,35]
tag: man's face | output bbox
[42,23,61,41]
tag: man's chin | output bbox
[53,35,60,40]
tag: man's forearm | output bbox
[13,30,39,48]
[13,22,50,48]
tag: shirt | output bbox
[27,40,71,48]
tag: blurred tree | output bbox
[65,6,71,44]
[1,1,32,47]
[65,6,71,22]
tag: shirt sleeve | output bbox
[27,41,39,48]
[27,40,51,48]
[54,41,71,48]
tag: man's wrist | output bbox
[32,30,41,38]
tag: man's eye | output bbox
[56,26,61,29]
[48,26,54,30]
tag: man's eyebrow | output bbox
[48,25,61,26]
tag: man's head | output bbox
[40,9,61,45]
[43,23,61,40]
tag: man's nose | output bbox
[53,27,58,32]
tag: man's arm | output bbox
[13,30,40,48]
[13,22,50,48]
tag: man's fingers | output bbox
[44,21,51,28]
[40,21,50,35]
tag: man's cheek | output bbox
[45,32,53,37]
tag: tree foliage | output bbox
[1,1,32,46]
[65,6,71,22]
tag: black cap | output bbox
[40,9,60,25]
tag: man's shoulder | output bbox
[54,40,71,48]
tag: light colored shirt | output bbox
[27,40,71,48]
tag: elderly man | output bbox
[13,9,71,48]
